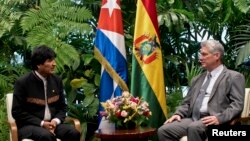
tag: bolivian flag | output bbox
[131,0,167,128]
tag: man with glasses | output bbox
[158,39,245,141]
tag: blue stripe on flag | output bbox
[99,71,113,102]
[98,70,123,112]
[95,30,128,82]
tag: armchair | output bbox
[6,93,82,141]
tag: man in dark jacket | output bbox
[12,45,80,141]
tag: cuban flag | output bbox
[94,0,128,128]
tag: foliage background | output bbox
[1,0,250,140]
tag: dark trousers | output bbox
[18,124,80,141]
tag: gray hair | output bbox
[200,39,224,60]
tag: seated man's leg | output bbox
[18,125,57,141]
[187,120,207,141]
[157,118,193,141]
[55,123,80,141]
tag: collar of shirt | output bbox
[35,71,47,83]
[205,64,224,93]
[208,64,224,78]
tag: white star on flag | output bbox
[101,0,120,17]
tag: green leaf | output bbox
[236,42,250,66]
[82,54,94,66]
[233,0,250,13]
[70,77,87,89]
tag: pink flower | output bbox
[130,101,137,110]
[121,110,128,117]
[100,111,107,116]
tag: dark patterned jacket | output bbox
[12,71,67,128]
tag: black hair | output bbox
[31,45,56,70]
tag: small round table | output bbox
[95,126,157,141]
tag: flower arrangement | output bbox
[100,91,152,129]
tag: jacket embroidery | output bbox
[27,95,59,105]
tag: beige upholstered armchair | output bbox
[232,88,250,124]
[179,88,250,141]
[6,93,82,141]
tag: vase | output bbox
[115,121,137,130]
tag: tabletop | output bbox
[95,126,157,141]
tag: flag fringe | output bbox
[94,47,129,91]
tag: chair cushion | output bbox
[179,136,208,141]
[179,136,187,141]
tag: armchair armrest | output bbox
[230,88,250,125]
[7,121,18,141]
[230,117,250,125]
[65,117,83,141]
[65,117,81,133]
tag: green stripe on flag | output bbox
[131,55,166,128]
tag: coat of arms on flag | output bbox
[134,34,160,64]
